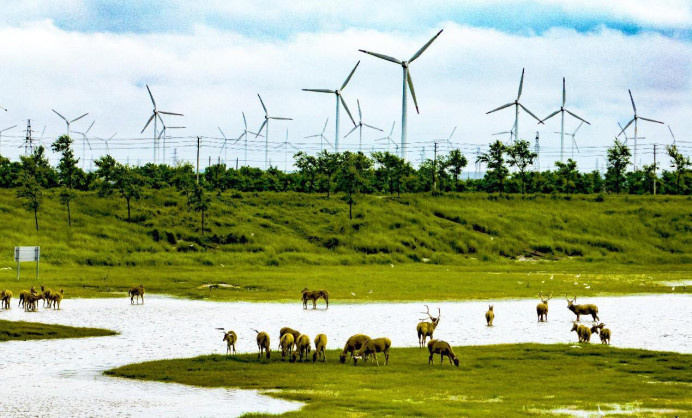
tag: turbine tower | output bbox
[305,118,332,151]
[95,132,117,155]
[302,61,359,151]
[555,121,584,160]
[158,120,184,165]
[140,84,183,164]
[359,29,444,160]
[52,109,88,137]
[540,78,590,162]
[344,100,382,152]
[275,129,299,172]
[486,68,543,145]
[618,89,664,169]
[256,94,292,169]
[236,112,262,167]
[73,120,95,169]
[375,121,397,153]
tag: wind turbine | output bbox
[437,126,457,151]
[218,126,240,165]
[95,132,117,155]
[540,78,590,162]
[158,120,184,165]
[617,122,644,146]
[73,120,95,169]
[52,109,88,137]
[275,129,299,172]
[359,29,444,159]
[344,99,383,152]
[555,121,584,160]
[305,118,333,152]
[486,68,543,145]
[302,61,359,151]
[375,121,397,153]
[236,112,263,167]
[140,84,183,164]
[0,124,17,155]
[617,89,664,169]
[492,128,514,142]
[256,94,292,169]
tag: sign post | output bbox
[14,246,40,281]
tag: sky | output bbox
[0,0,690,172]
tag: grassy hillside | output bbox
[0,189,689,300]
[106,344,692,417]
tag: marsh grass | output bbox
[106,343,692,417]
[0,319,116,342]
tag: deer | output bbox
[340,334,372,363]
[291,334,312,362]
[353,337,391,366]
[41,286,54,308]
[590,323,611,345]
[216,328,237,355]
[313,334,327,363]
[279,333,295,361]
[485,305,494,326]
[0,290,11,309]
[571,321,592,343]
[416,305,441,348]
[129,285,145,305]
[566,295,599,322]
[254,329,271,360]
[24,293,43,312]
[301,288,329,309]
[279,327,302,349]
[48,289,64,310]
[18,287,37,309]
[536,292,552,322]
[427,339,460,367]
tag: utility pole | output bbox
[534,131,540,172]
[196,136,201,185]
[653,143,657,195]
[432,141,438,193]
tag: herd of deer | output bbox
[0,286,64,312]
[536,292,612,345]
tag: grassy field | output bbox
[106,344,692,417]
[0,189,689,301]
[0,319,116,342]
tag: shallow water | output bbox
[1,294,690,416]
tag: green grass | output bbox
[0,319,116,342]
[1,189,690,301]
[106,344,692,417]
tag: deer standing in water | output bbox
[416,305,441,348]
[536,292,552,322]
[566,295,599,321]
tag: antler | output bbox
[437,307,441,319]
[215,327,225,331]
[419,304,433,321]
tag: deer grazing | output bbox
[48,289,64,310]
[590,323,611,345]
[571,321,592,343]
[291,334,312,362]
[129,285,145,305]
[313,334,327,363]
[417,305,441,348]
[216,328,237,355]
[566,296,599,321]
[0,290,11,309]
[427,339,460,367]
[536,292,552,322]
[279,327,302,349]
[485,305,494,326]
[340,334,372,363]
[254,329,271,360]
[353,337,391,366]
[279,333,295,361]
[301,288,329,309]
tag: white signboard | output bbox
[15,246,40,262]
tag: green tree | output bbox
[16,146,51,230]
[335,151,372,219]
[445,149,468,191]
[506,140,536,194]
[477,140,508,193]
[113,163,142,222]
[204,163,228,196]
[94,155,118,197]
[190,182,211,236]
[316,150,339,198]
[51,135,79,226]
[605,139,631,193]
[554,159,580,194]
[293,151,318,192]
[372,151,411,196]
[666,144,691,194]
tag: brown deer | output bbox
[485,305,494,326]
[427,339,460,366]
[301,288,329,309]
[279,327,302,349]
[590,323,611,345]
[536,292,552,322]
[0,290,11,309]
[353,337,391,366]
[279,333,295,361]
[566,296,599,321]
[24,293,43,312]
[571,321,592,343]
[216,328,237,355]
[48,289,64,310]
[340,334,372,363]
[129,285,145,305]
[313,334,327,363]
[291,334,312,362]
[416,305,441,348]
[254,329,271,360]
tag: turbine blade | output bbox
[340,96,356,125]
[540,109,561,123]
[492,131,512,135]
[146,84,157,108]
[323,137,333,148]
[85,137,92,150]
[302,88,336,94]
[409,29,444,63]
[218,127,227,139]
[305,134,321,138]
[519,103,542,123]
[341,60,360,91]
[639,116,664,124]
[668,125,676,141]
[486,102,514,114]
[407,71,419,114]
[159,111,184,116]
[85,120,95,134]
[357,99,362,121]
[141,114,155,133]
[448,126,457,141]
[157,129,165,141]
[322,117,329,134]
[258,94,267,115]
[52,109,68,122]
[270,117,292,121]
[71,113,88,123]
[358,49,402,64]
[242,112,247,129]
[573,121,585,135]
[390,121,396,136]
[628,89,636,114]
[109,132,117,140]
[564,109,590,125]
[363,123,383,132]
[344,124,359,138]
[574,138,580,153]
[256,120,267,137]
[618,119,634,137]
[562,77,566,107]
[517,68,525,100]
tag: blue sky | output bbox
[0,1,690,170]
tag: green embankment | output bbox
[0,189,689,300]
[106,344,692,417]
[0,319,116,342]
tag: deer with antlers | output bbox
[536,292,552,322]
[566,295,599,322]
[216,328,237,355]
[416,305,441,348]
